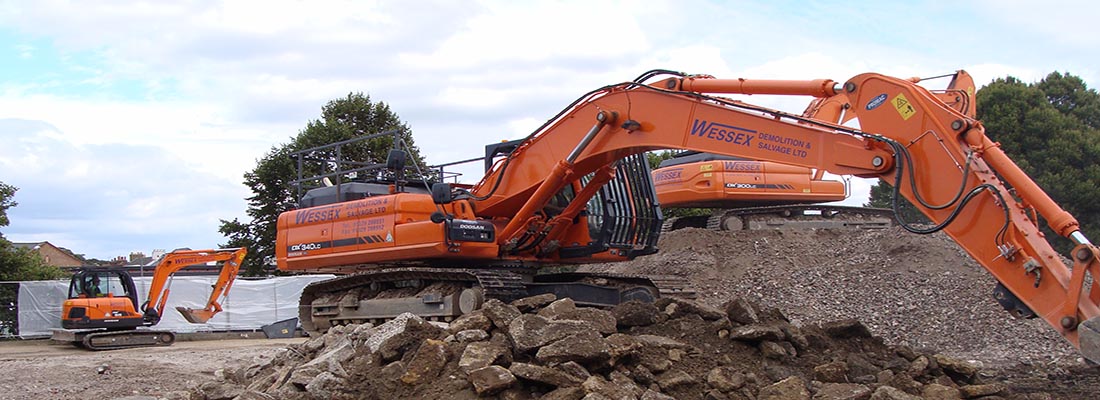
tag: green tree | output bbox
[220,93,426,275]
[645,150,676,170]
[863,180,927,224]
[0,182,65,281]
[977,72,1100,251]
[0,182,15,229]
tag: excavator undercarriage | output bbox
[52,328,176,351]
[297,267,693,335]
[662,204,895,232]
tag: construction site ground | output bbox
[2,227,1100,399]
[0,337,304,400]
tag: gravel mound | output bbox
[581,227,1077,365]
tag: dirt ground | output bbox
[5,227,1100,399]
[0,337,304,400]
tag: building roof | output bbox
[11,241,45,250]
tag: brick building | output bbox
[11,241,83,269]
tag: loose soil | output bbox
[0,337,304,400]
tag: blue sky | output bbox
[0,0,1097,260]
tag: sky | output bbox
[1,0,1098,260]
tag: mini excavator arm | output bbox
[143,247,248,325]
[464,70,1100,362]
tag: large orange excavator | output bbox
[277,69,1100,363]
[52,248,247,350]
[653,71,976,231]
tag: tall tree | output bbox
[220,93,426,275]
[0,181,66,281]
[863,181,927,224]
[977,72,1100,251]
[0,182,15,229]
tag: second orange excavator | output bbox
[652,71,977,231]
[52,247,247,350]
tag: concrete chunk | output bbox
[468,365,517,396]
[536,330,611,364]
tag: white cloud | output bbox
[0,1,1097,259]
[0,119,247,259]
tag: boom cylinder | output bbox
[666,77,842,97]
[965,126,1081,238]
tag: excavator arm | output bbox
[142,248,248,324]
[464,70,1100,362]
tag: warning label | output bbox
[892,93,916,120]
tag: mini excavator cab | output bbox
[63,267,142,329]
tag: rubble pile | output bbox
[190,294,1048,400]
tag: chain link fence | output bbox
[0,282,17,338]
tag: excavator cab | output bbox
[62,268,142,330]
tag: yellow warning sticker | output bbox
[892,93,916,120]
[700,164,714,171]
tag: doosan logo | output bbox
[865,94,888,110]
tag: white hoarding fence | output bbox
[13,275,334,338]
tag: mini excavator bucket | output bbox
[177,306,216,324]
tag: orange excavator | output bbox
[277,69,1100,363]
[653,70,976,231]
[52,248,247,350]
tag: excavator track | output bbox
[299,267,528,334]
[664,204,895,232]
[51,329,176,351]
[297,267,682,335]
[536,271,696,300]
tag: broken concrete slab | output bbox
[511,293,557,312]
[468,365,517,396]
[509,362,583,388]
[535,330,611,364]
[400,339,448,385]
[508,314,598,352]
[459,341,511,373]
[482,298,523,329]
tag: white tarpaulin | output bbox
[17,275,334,338]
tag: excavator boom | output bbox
[146,248,249,324]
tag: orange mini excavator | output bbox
[52,248,247,350]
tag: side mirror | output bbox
[386,149,407,171]
[431,183,453,204]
